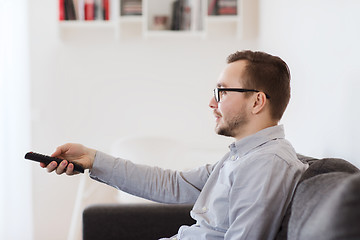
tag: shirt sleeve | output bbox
[89,151,215,204]
[224,154,304,240]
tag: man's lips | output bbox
[214,111,222,122]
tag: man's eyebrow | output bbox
[217,83,227,88]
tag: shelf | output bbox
[59,21,115,28]
[119,15,142,23]
[58,0,242,39]
[206,15,238,22]
[143,30,206,38]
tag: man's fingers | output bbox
[46,161,58,173]
[55,160,68,175]
[66,163,78,176]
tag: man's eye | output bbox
[220,91,227,95]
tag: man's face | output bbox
[209,60,252,139]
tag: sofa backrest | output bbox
[276,155,360,240]
[288,172,360,240]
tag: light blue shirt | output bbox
[90,125,308,239]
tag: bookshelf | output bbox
[58,0,243,39]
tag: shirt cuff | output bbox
[89,151,117,184]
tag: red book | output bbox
[59,0,65,20]
[84,0,95,20]
[218,7,237,15]
[103,0,110,20]
[208,0,218,15]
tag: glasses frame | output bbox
[213,88,270,102]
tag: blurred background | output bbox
[1,0,360,239]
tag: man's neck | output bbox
[233,121,278,141]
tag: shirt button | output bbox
[231,156,235,160]
[202,206,207,211]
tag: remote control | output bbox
[25,152,84,173]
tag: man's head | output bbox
[209,50,291,140]
[226,50,291,121]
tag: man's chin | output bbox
[216,126,233,138]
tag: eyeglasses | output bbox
[213,88,270,102]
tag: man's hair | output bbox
[227,50,291,121]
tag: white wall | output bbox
[257,0,360,163]
[28,0,360,239]
[0,0,32,239]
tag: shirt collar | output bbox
[229,125,285,158]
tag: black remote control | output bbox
[25,152,84,173]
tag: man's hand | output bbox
[40,143,96,176]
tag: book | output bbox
[103,0,110,20]
[182,0,191,30]
[72,0,79,19]
[208,0,218,15]
[94,0,101,20]
[59,0,65,20]
[208,0,237,16]
[84,0,95,20]
[171,0,180,30]
[121,0,142,16]
[77,0,85,20]
[218,0,237,15]
[59,0,111,21]
[64,0,77,20]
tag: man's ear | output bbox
[252,92,267,114]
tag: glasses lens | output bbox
[214,88,219,102]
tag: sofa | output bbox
[83,155,360,240]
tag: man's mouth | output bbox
[214,111,222,122]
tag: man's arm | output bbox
[43,143,214,204]
[90,151,214,204]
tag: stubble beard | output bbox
[216,114,249,138]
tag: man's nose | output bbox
[209,96,218,109]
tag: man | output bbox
[43,50,308,239]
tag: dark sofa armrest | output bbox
[83,203,195,240]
